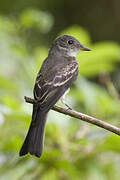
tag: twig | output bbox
[24,96,120,136]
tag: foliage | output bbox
[0,10,120,180]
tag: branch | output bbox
[24,96,120,136]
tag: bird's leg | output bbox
[60,88,72,110]
[60,97,72,110]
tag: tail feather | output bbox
[19,105,47,158]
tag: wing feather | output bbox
[34,60,78,111]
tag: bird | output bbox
[19,35,91,158]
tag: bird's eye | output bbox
[68,40,73,45]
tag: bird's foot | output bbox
[64,103,73,112]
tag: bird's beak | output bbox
[79,45,91,51]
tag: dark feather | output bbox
[19,105,47,157]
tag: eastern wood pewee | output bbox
[19,35,91,158]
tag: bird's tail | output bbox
[19,105,47,158]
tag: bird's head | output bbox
[50,35,91,57]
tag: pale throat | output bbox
[67,49,80,57]
[56,45,80,57]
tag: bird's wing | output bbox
[33,61,78,112]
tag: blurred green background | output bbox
[0,1,120,180]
